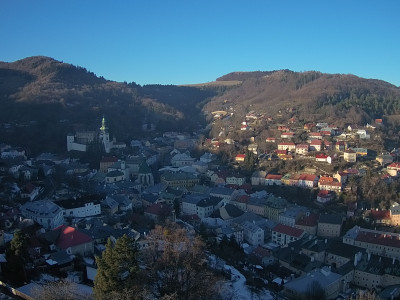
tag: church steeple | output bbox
[100,115,107,132]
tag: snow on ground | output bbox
[219,265,274,300]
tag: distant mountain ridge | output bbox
[1,56,400,154]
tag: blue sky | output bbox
[1,0,399,86]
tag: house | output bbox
[343,226,400,260]
[350,147,368,156]
[316,190,335,204]
[197,196,224,218]
[265,137,276,143]
[160,171,199,188]
[335,141,347,152]
[278,205,309,227]
[265,174,283,186]
[387,162,400,176]
[317,214,343,237]
[251,170,267,186]
[278,142,296,152]
[242,221,264,246]
[144,203,175,222]
[297,174,318,188]
[310,140,323,151]
[209,186,237,204]
[342,150,356,164]
[281,132,294,139]
[21,200,64,229]
[247,197,267,217]
[295,144,309,155]
[271,223,305,246]
[247,143,258,155]
[40,224,94,256]
[235,154,246,162]
[171,152,196,167]
[318,180,342,192]
[101,196,119,215]
[265,195,288,221]
[20,182,41,201]
[99,156,118,173]
[58,196,102,218]
[295,213,319,235]
[282,267,342,300]
[309,132,322,140]
[250,246,275,266]
[105,170,125,183]
[226,174,246,186]
[391,203,400,225]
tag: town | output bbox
[1,111,400,300]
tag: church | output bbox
[67,116,125,153]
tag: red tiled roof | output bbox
[278,142,295,146]
[299,174,317,181]
[356,230,400,248]
[272,223,304,237]
[237,195,250,203]
[388,162,400,169]
[236,154,246,159]
[315,154,328,159]
[309,132,321,136]
[295,213,319,227]
[266,174,282,180]
[252,246,271,258]
[370,210,391,220]
[54,225,92,250]
[296,144,309,149]
[310,140,322,145]
[319,176,333,182]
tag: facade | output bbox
[265,195,288,221]
[343,226,400,259]
[58,198,101,218]
[265,174,283,186]
[50,225,94,256]
[160,171,199,188]
[242,221,264,246]
[297,174,318,188]
[21,200,64,229]
[317,214,342,237]
[344,149,357,163]
[278,142,296,152]
[295,144,309,155]
[272,223,305,246]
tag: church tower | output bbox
[99,115,111,153]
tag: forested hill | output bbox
[205,70,400,126]
[1,56,400,154]
[0,56,216,154]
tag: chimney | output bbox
[393,257,396,265]
[354,253,358,266]
[367,251,371,261]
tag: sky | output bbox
[1,0,399,86]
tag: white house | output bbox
[271,223,305,246]
[58,198,101,218]
[21,200,64,229]
[242,221,264,246]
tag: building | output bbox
[265,174,283,186]
[265,195,288,221]
[160,171,199,188]
[298,174,319,188]
[344,149,357,163]
[271,223,305,246]
[295,144,309,155]
[58,196,101,218]
[343,226,400,259]
[278,142,296,152]
[235,154,246,162]
[41,224,94,256]
[387,162,400,176]
[279,206,309,227]
[317,214,343,238]
[242,221,264,246]
[282,267,342,300]
[21,200,64,229]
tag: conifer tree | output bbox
[94,235,139,299]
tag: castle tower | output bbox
[99,115,111,153]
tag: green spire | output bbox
[100,115,107,132]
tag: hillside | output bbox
[0,56,215,154]
[204,70,400,126]
[1,56,400,154]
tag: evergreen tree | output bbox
[5,229,29,284]
[94,235,139,299]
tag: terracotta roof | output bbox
[54,225,92,250]
[236,154,246,159]
[296,213,319,227]
[319,176,334,182]
[309,132,321,136]
[296,144,309,149]
[236,195,250,203]
[278,142,295,146]
[370,210,391,220]
[356,230,400,248]
[388,162,400,169]
[315,154,328,159]
[272,223,304,237]
[266,174,283,180]
[298,174,317,181]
